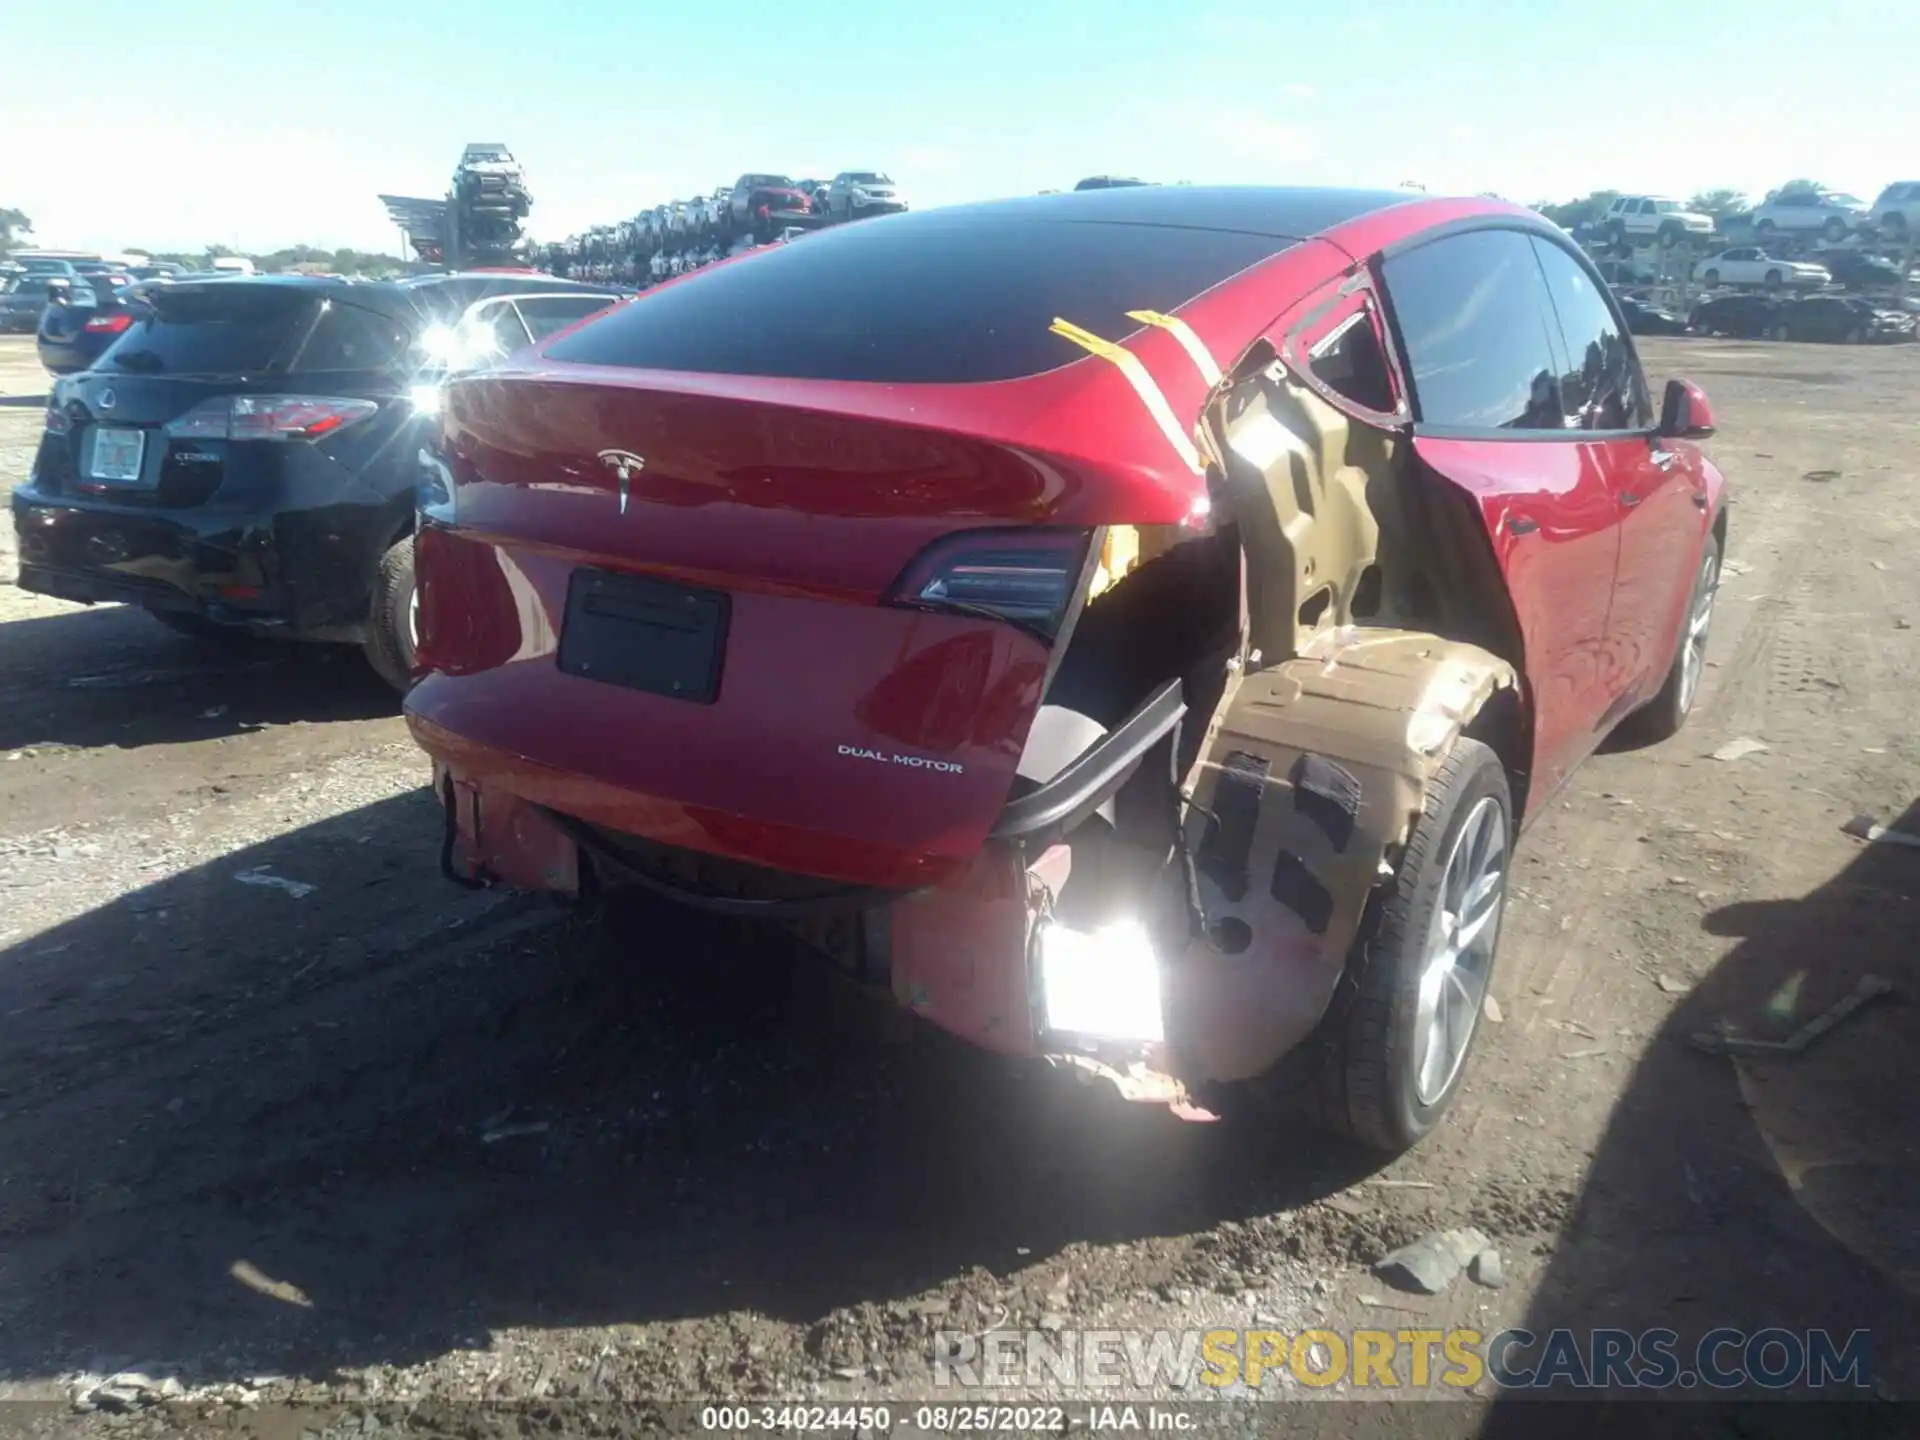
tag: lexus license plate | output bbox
[88,426,147,484]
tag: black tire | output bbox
[1606,221,1626,248]
[1756,218,1776,237]
[1702,268,1720,286]
[1300,738,1514,1153]
[1620,529,1721,746]
[1845,326,1866,344]
[1884,213,1909,241]
[1657,221,1682,249]
[363,536,418,693]
[1823,217,1847,242]
[1763,269,1783,289]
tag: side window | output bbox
[515,295,616,342]
[1379,228,1565,431]
[291,299,408,373]
[1529,237,1649,432]
[477,302,535,355]
[1305,305,1396,414]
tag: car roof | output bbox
[933,183,1422,237]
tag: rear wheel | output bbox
[1622,530,1721,746]
[363,537,418,693]
[1301,739,1513,1153]
[1823,217,1847,242]
[1657,221,1682,248]
[1702,268,1720,286]
[1764,269,1783,289]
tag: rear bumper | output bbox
[416,675,1300,1117]
[426,752,1229,1111]
[9,482,392,638]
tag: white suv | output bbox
[1868,182,1920,242]
[1750,186,1869,242]
[1602,195,1715,247]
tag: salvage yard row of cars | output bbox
[545,168,908,283]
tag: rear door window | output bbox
[97,285,314,375]
[1528,236,1649,431]
[1379,227,1566,431]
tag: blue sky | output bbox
[5,0,1914,255]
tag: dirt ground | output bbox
[0,332,1916,1436]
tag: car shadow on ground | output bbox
[0,788,1384,1391]
[0,604,397,752]
[1478,800,1920,1431]
[0,393,48,408]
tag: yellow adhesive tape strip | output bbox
[1050,317,1204,474]
[1125,309,1224,387]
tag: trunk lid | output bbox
[409,372,1097,889]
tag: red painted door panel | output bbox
[1413,436,1622,800]
[1608,437,1710,705]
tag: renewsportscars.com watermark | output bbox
[932,1326,1872,1392]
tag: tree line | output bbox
[1,213,417,277]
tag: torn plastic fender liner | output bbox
[1166,628,1518,1084]
[436,761,581,896]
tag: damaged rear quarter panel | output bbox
[1169,321,1518,1085]
[1171,631,1514,1082]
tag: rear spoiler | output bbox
[989,679,1187,845]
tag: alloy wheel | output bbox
[1412,795,1508,1106]
[1678,550,1720,716]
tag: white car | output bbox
[829,171,907,221]
[1751,186,1869,242]
[1868,181,1920,242]
[1601,195,1715,247]
[1693,247,1829,290]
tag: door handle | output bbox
[1619,492,1643,508]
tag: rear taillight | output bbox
[83,312,134,334]
[45,401,71,435]
[164,395,380,442]
[885,528,1092,641]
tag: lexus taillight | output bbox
[885,528,1092,641]
[164,395,380,441]
[45,400,71,434]
[83,312,134,334]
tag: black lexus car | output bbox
[10,273,622,691]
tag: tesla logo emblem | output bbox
[597,449,646,514]
[98,389,116,411]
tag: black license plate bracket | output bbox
[557,569,728,703]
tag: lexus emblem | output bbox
[98,388,117,411]
[597,449,646,514]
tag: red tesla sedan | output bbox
[407,186,1727,1152]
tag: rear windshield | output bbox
[97,285,315,375]
[546,213,1294,383]
[3,278,57,297]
